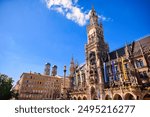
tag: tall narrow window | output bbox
[115,65,118,71]
[139,59,144,67]
[124,63,128,69]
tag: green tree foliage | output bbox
[0,73,14,100]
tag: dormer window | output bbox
[135,59,144,68]
[139,59,144,67]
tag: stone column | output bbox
[63,66,67,99]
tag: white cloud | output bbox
[98,15,113,22]
[66,7,89,26]
[45,0,111,26]
[53,7,65,15]
[45,0,88,26]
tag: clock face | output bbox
[88,29,95,35]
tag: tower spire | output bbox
[89,6,98,25]
[92,5,95,12]
[70,57,75,76]
[70,56,74,64]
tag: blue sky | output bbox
[0,0,150,84]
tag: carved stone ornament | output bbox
[101,51,107,62]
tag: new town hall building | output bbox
[14,8,150,100]
[68,8,150,100]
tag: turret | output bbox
[51,65,57,76]
[44,63,51,75]
[70,57,75,76]
[89,7,98,26]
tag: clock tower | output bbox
[85,7,109,100]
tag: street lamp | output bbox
[64,65,66,89]
[63,65,67,99]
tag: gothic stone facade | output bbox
[69,8,150,100]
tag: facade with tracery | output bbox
[68,7,150,100]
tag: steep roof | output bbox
[108,35,150,60]
[109,47,125,60]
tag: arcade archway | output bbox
[83,96,87,100]
[113,94,123,100]
[73,97,77,100]
[78,96,81,100]
[143,94,150,100]
[105,95,112,100]
[124,93,135,100]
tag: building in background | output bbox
[15,63,69,100]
